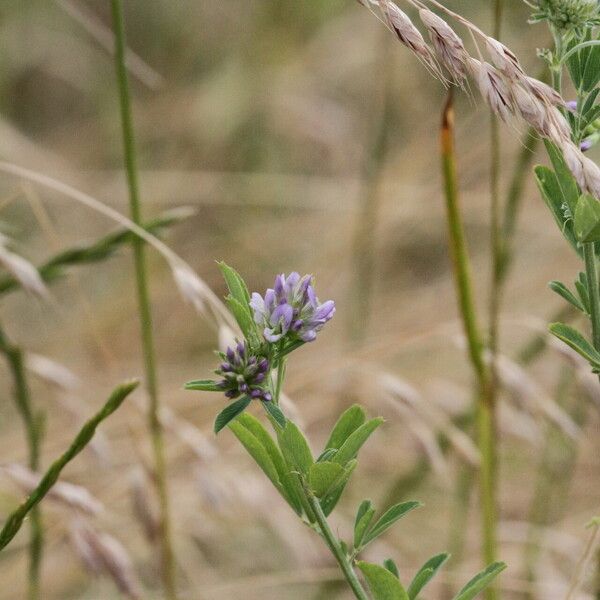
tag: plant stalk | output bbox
[109,2,177,598]
[584,243,600,350]
[306,491,369,600]
[440,92,498,594]
[0,326,43,599]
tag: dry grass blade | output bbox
[495,354,579,438]
[0,234,47,298]
[55,0,164,90]
[0,160,237,330]
[69,519,143,600]
[25,353,81,391]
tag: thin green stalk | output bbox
[440,93,497,593]
[0,380,138,551]
[584,243,600,349]
[109,2,177,598]
[305,491,369,600]
[0,326,43,599]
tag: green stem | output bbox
[275,356,286,405]
[584,243,600,350]
[305,491,369,600]
[109,2,177,598]
[440,93,497,591]
[0,381,138,551]
[0,326,43,599]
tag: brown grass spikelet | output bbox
[418,8,469,83]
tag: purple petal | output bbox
[306,285,317,309]
[300,329,317,342]
[274,274,286,298]
[249,293,266,322]
[271,302,293,330]
[314,300,335,322]
[264,328,283,343]
[264,289,276,312]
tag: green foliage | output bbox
[0,380,138,551]
[279,421,314,475]
[325,404,367,450]
[360,501,422,549]
[213,396,251,433]
[549,322,600,368]
[262,400,287,428]
[383,559,400,578]
[354,500,375,548]
[407,553,449,599]
[357,561,409,600]
[308,461,346,497]
[574,194,600,242]
[184,379,222,391]
[452,562,507,600]
[333,417,384,465]
[534,166,580,254]
[548,280,586,312]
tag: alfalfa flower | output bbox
[216,341,272,401]
[250,272,335,343]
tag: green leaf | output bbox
[358,561,409,600]
[548,281,586,312]
[228,421,282,491]
[316,448,338,462]
[218,261,251,306]
[534,166,580,255]
[184,379,222,392]
[384,559,400,578]
[575,194,600,242]
[225,296,259,344]
[407,553,449,599]
[214,396,251,433]
[325,404,366,450]
[354,500,375,549]
[452,562,507,600]
[333,417,384,466]
[320,459,358,516]
[230,413,302,514]
[576,271,591,312]
[583,42,600,92]
[279,421,314,475]
[363,501,422,546]
[262,401,286,429]
[549,322,600,368]
[308,461,345,497]
[545,141,580,213]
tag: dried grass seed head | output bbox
[561,141,587,190]
[418,8,469,83]
[526,76,565,107]
[512,83,548,131]
[470,58,514,121]
[485,37,526,81]
[379,1,440,76]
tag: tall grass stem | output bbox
[0,326,43,599]
[109,1,177,597]
[440,92,497,597]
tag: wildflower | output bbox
[567,100,578,112]
[581,138,593,151]
[216,341,272,401]
[250,272,335,343]
[529,0,600,34]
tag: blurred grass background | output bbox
[0,0,598,598]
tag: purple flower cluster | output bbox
[216,341,271,401]
[250,272,335,343]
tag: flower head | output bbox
[529,0,600,34]
[215,341,271,401]
[250,272,335,343]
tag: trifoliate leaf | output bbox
[333,417,384,466]
[279,421,313,475]
[325,404,366,450]
[308,461,345,497]
[407,553,449,599]
[362,501,422,546]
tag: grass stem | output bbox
[440,92,497,596]
[0,326,43,599]
[109,2,177,597]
